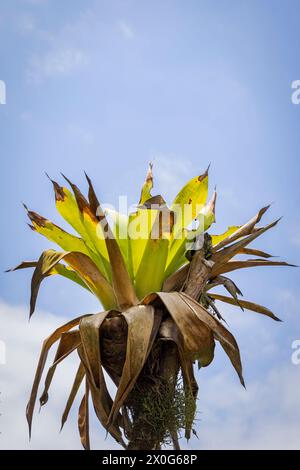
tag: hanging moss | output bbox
[127,375,197,448]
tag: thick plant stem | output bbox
[128,247,212,450]
[183,243,214,300]
[127,340,180,450]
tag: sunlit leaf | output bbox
[139,162,153,205]
[170,167,209,236]
[85,174,138,310]
[28,249,117,315]
[135,206,173,299]
[165,190,216,279]
[211,226,240,246]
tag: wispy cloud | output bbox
[27,47,87,83]
[67,123,94,146]
[17,13,36,33]
[117,20,135,40]
[276,288,298,314]
[152,154,193,203]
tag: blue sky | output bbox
[0,0,300,449]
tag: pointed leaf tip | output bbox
[61,173,90,213]
[46,173,65,202]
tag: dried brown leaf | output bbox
[178,293,245,387]
[212,259,295,277]
[78,313,126,447]
[209,293,282,321]
[212,219,280,268]
[162,264,189,292]
[61,362,85,430]
[213,205,270,251]
[26,314,90,437]
[78,379,90,450]
[39,330,81,407]
[238,247,274,258]
[144,292,215,366]
[107,305,157,426]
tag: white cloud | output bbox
[194,364,300,449]
[0,301,115,449]
[0,299,299,449]
[117,20,135,40]
[27,47,87,83]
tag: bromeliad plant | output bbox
[9,164,293,449]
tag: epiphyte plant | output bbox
[9,163,293,449]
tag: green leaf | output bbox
[7,259,91,292]
[59,175,112,280]
[170,167,209,236]
[128,208,158,280]
[165,190,216,279]
[134,206,173,300]
[105,209,130,273]
[139,162,153,204]
[85,174,138,310]
[27,249,117,317]
[211,226,240,246]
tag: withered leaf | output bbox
[209,293,282,321]
[26,314,91,437]
[107,305,156,426]
[39,330,81,407]
[78,379,90,450]
[78,313,126,448]
[61,362,85,430]
[179,293,245,387]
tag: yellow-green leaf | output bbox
[134,207,173,300]
[211,226,240,246]
[139,162,153,205]
[170,167,209,235]
[165,190,216,279]
[85,175,138,310]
